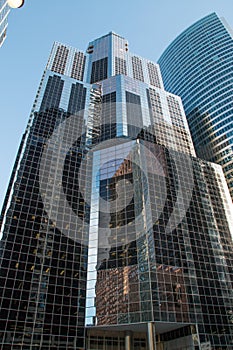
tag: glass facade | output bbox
[158,12,233,201]
[0,0,10,47]
[0,31,233,349]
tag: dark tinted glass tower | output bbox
[1,32,233,349]
[158,13,233,201]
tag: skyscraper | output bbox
[0,32,233,349]
[158,12,233,201]
[0,0,10,47]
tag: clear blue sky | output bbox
[1,0,233,209]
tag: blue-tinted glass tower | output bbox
[158,12,233,201]
[0,32,233,349]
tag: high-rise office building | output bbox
[0,32,233,349]
[158,12,233,201]
[0,0,10,47]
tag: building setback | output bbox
[0,32,233,349]
[158,12,233,202]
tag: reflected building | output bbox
[0,0,10,47]
[0,32,233,349]
[158,13,233,201]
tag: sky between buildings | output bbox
[0,0,233,210]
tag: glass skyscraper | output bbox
[158,12,233,201]
[0,0,10,47]
[0,32,233,349]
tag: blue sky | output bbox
[0,0,233,209]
